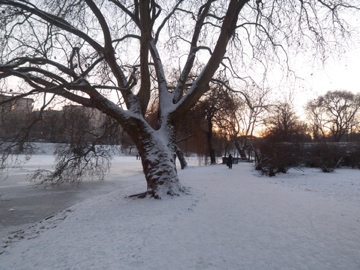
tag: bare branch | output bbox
[0,0,103,52]
[172,0,215,104]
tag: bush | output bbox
[343,145,360,169]
[255,141,360,176]
[254,140,303,176]
[304,143,346,172]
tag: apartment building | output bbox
[0,94,34,138]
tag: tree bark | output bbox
[128,122,186,198]
[234,140,247,160]
[175,145,188,170]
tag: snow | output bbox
[1,153,360,270]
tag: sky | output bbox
[1,3,359,120]
[289,12,360,116]
[8,44,360,113]
[270,44,360,118]
[307,48,360,94]
[298,46,360,97]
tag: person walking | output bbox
[227,154,233,169]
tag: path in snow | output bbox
[179,165,360,269]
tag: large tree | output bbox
[219,86,270,160]
[0,1,359,198]
[263,101,309,143]
[192,84,236,164]
[306,90,360,142]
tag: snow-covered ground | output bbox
[0,151,360,270]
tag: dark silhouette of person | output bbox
[227,154,233,169]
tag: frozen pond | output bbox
[0,155,144,238]
[0,152,207,238]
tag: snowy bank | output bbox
[1,163,360,270]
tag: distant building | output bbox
[62,105,106,128]
[60,105,107,143]
[0,94,33,114]
[0,94,34,138]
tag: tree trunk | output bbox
[234,140,247,160]
[133,129,187,198]
[175,145,188,169]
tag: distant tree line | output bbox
[0,103,135,153]
[254,90,360,175]
[177,89,360,173]
[1,89,359,174]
